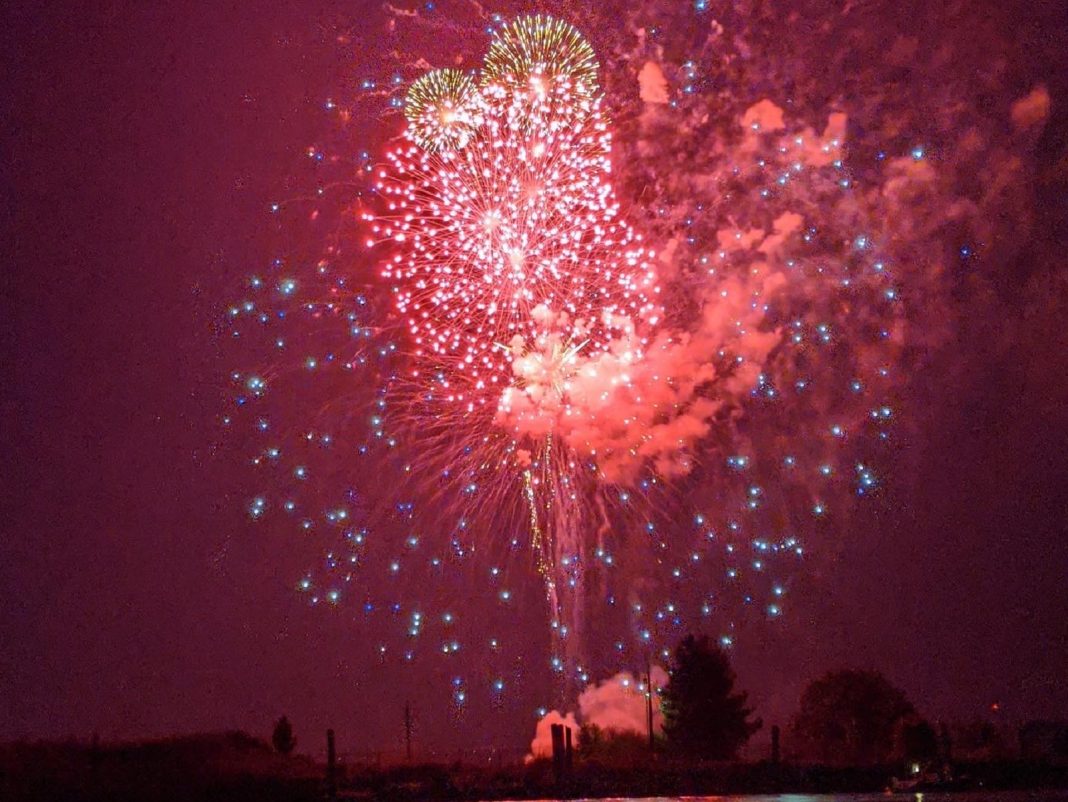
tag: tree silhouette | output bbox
[660,635,761,759]
[938,722,953,761]
[271,715,296,756]
[900,717,939,762]
[577,723,649,764]
[792,669,914,765]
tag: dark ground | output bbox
[3,733,1068,802]
[5,0,1068,761]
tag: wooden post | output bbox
[551,723,565,783]
[89,732,102,773]
[404,702,413,762]
[326,728,337,801]
[565,726,574,774]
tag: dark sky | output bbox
[4,0,1068,756]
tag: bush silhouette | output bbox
[271,716,296,756]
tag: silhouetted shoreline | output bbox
[4,732,1068,802]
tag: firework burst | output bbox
[371,37,665,656]
[483,15,600,97]
[374,82,659,412]
[228,12,911,703]
[404,69,479,153]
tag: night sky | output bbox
[4,0,1068,757]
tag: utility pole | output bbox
[404,701,413,762]
[645,659,655,752]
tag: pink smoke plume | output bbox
[496,100,847,485]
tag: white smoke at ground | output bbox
[527,666,668,760]
[526,709,580,761]
[578,666,668,735]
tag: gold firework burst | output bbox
[405,68,478,152]
[483,15,599,97]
